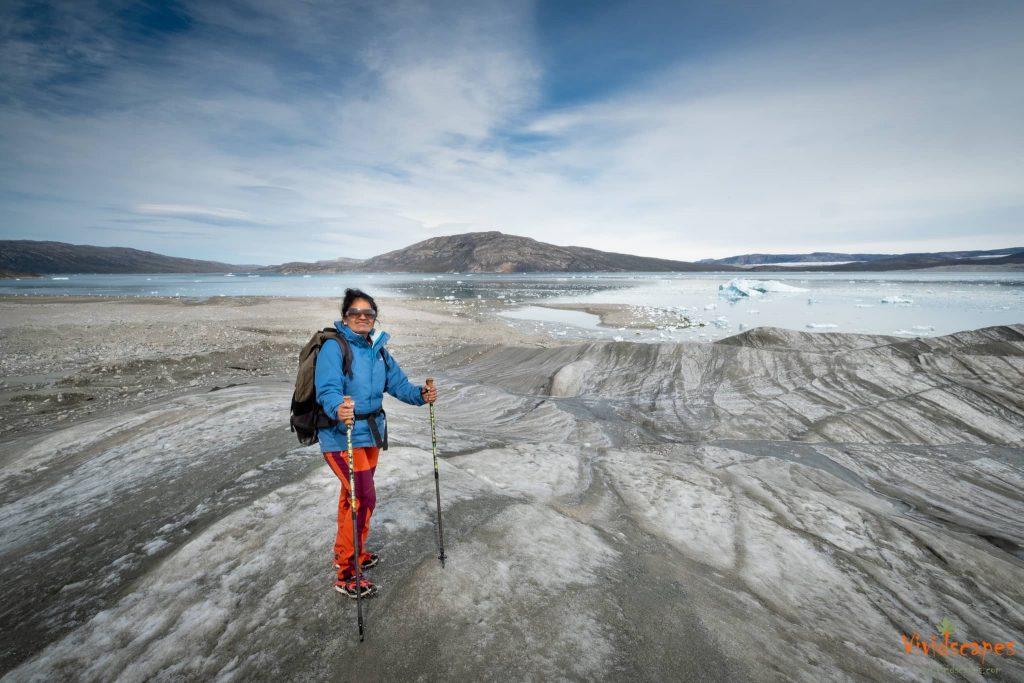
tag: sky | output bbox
[1,0,1022,265]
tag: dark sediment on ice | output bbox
[1,297,1021,682]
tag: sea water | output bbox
[1,271,1020,341]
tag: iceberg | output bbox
[881,296,913,305]
[718,278,809,302]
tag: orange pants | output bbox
[324,447,380,578]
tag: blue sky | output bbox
[1,0,1022,265]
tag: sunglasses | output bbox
[346,308,377,319]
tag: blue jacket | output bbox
[315,322,425,452]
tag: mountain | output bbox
[699,251,889,265]
[4,236,1021,276]
[0,241,255,274]
[0,268,38,278]
[701,247,1024,267]
[747,250,1024,272]
[257,257,364,274]
[355,231,732,273]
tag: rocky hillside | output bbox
[0,241,251,274]
[357,231,731,272]
[0,268,39,278]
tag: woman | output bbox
[315,288,438,598]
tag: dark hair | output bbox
[341,288,378,317]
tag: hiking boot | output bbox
[334,575,377,599]
[334,553,380,572]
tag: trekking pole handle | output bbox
[426,378,435,405]
[342,395,354,427]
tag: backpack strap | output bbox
[322,328,354,378]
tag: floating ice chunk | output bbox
[881,296,912,304]
[712,316,729,328]
[855,304,873,308]
[718,278,809,301]
[704,303,717,311]
[718,280,759,301]
[613,335,624,342]
[806,323,838,329]
[747,310,760,315]
[51,276,69,281]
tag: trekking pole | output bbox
[344,396,365,642]
[426,379,446,567]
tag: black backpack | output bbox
[289,327,389,446]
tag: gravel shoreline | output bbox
[0,295,555,440]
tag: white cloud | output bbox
[136,204,259,223]
[378,6,1023,260]
[1,1,1022,263]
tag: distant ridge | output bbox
[748,250,1024,272]
[257,256,364,274]
[0,240,253,275]
[2,236,1022,276]
[355,231,730,273]
[701,247,1024,267]
[700,251,889,266]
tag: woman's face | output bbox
[344,297,377,335]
